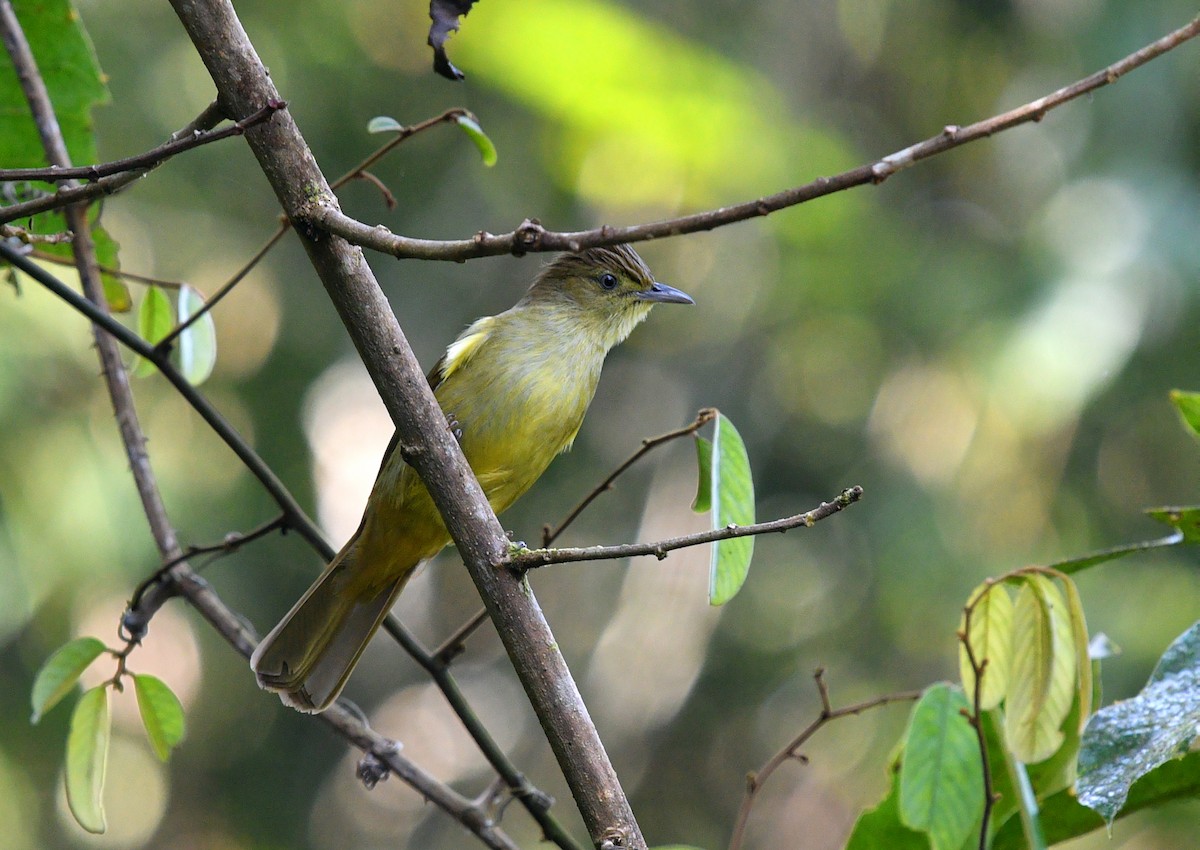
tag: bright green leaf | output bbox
[1078,619,1200,824]
[133,674,186,761]
[132,285,171,377]
[454,114,498,167]
[92,226,130,312]
[959,582,1013,711]
[1004,576,1076,764]
[691,435,712,513]
[1145,505,1200,543]
[30,636,107,723]
[175,284,217,385]
[65,685,110,834]
[707,413,755,606]
[367,115,404,134]
[1169,389,1200,439]
[898,683,983,850]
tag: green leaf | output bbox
[454,113,498,167]
[994,751,1200,849]
[691,435,712,513]
[1049,532,1183,575]
[0,0,119,298]
[91,225,130,312]
[65,685,110,834]
[898,684,983,850]
[1077,619,1200,824]
[366,115,404,134]
[1169,389,1200,439]
[1004,576,1076,764]
[959,582,1012,711]
[845,764,930,850]
[30,636,107,723]
[174,284,216,385]
[133,674,186,761]
[1145,505,1200,543]
[707,413,755,606]
[132,285,172,377]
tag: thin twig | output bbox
[31,249,188,288]
[512,486,864,570]
[127,515,287,611]
[309,14,1200,261]
[959,595,998,850]
[0,100,284,183]
[0,102,230,225]
[1,223,72,243]
[727,669,922,850]
[543,408,717,547]
[153,107,472,352]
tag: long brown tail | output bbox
[250,539,408,713]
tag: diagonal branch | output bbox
[168,0,646,846]
[0,101,229,225]
[307,14,1200,262]
[0,100,284,183]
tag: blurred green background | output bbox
[3,0,1200,847]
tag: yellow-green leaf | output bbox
[454,113,498,167]
[65,685,110,834]
[707,413,755,605]
[959,582,1013,711]
[175,284,216,385]
[132,285,171,377]
[1005,576,1077,763]
[30,636,107,723]
[133,674,185,761]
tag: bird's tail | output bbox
[250,539,408,713]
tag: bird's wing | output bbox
[426,315,496,391]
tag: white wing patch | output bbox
[440,316,494,382]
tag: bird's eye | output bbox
[598,273,619,290]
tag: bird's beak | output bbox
[636,281,694,305]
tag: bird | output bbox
[250,244,693,712]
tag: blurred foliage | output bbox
[4,0,1200,848]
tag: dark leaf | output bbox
[428,0,479,81]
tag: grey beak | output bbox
[637,281,694,305]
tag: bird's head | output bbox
[521,244,693,350]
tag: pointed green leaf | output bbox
[65,685,110,834]
[691,435,712,513]
[898,683,983,850]
[30,636,107,723]
[959,582,1013,711]
[454,114,498,167]
[1078,619,1200,824]
[132,285,171,377]
[133,674,185,761]
[366,115,404,134]
[1169,389,1200,439]
[1145,505,1200,543]
[1004,576,1076,764]
[707,413,755,606]
[1049,532,1183,575]
[174,284,217,385]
